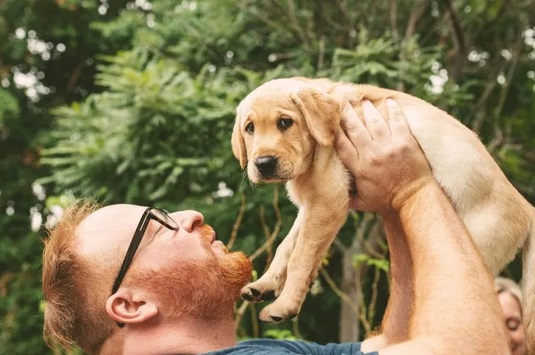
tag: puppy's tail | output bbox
[523,221,535,355]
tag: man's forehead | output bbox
[75,204,145,256]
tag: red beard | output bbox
[131,246,252,320]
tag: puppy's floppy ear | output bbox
[231,108,247,168]
[291,89,340,146]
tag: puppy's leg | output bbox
[241,210,303,302]
[258,203,348,322]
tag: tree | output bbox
[0,0,130,352]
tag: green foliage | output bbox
[353,253,390,273]
[1,0,534,352]
[40,51,249,205]
[0,88,19,125]
[263,328,300,340]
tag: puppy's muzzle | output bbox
[255,155,278,179]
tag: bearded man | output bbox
[43,203,253,353]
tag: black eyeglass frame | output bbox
[111,207,179,295]
[110,207,179,327]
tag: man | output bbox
[42,101,509,354]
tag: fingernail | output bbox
[386,98,397,107]
[362,100,376,112]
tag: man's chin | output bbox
[221,251,253,298]
[133,250,253,320]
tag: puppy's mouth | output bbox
[259,176,289,183]
[249,170,291,184]
[251,155,293,183]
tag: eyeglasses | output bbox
[111,207,179,295]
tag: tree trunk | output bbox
[339,248,361,342]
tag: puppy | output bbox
[231,77,535,343]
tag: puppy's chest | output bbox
[286,165,349,208]
[286,180,313,207]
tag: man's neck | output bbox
[102,316,237,355]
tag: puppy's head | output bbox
[231,78,340,183]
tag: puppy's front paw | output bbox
[241,272,285,302]
[259,300,299,323]
[240,283,278,303]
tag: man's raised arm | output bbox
[335,100,509,354]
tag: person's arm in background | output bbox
[335,100,509,354]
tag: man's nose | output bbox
[169,210,204,232]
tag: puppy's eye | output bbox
[245,122,254,134]
[278,117,293,131]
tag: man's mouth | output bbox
[212,240,229,254]
[197,224,216,244]
[197,224,229,253]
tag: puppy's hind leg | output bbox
[241,210,303,303]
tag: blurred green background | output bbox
[1,0,534,353]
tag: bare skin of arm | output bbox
[357,214,413,351]
[335,100,509,354]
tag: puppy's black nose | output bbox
[255,155,277,177]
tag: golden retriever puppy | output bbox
[231,77,534,347]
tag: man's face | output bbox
[75,204,252,320]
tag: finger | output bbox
[348,198,362,211]
[385,99,411,137]
[335,126,360,170]
[351,196,373,212]
[361,100,391,140]
[386,99,429,166]
[340,103,372,146]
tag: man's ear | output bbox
[231,107,247,169]
[106,290,158,326]
[291,89,340,147]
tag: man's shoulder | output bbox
[202,338,377,355]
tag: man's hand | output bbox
[335,99,434,213]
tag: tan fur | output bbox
[232,77,535,351]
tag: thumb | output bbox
[350,197,370,212]
[335,126,360,171]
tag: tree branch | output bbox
[227,191,247,250]
[248,186,282,263]
[404,0,428,42]
[443,0,467,82]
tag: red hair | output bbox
[42,200,116,353]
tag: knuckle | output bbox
[342,121,361,132]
